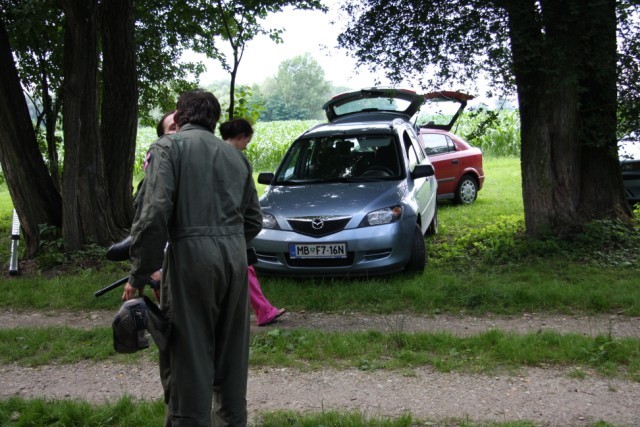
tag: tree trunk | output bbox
[0,17,62,256]
[505,0,631,238]
[40,56,62,192]
[99,0,137,232]
[60,0,116,250]
[573,0,629,222]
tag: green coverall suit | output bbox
[129,123,263,426]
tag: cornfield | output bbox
[455,109,521,157]
[134,111,521,176]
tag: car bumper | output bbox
[251,221,416,277]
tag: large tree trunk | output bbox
[60,0,116,250]
[505,0,631,238]
[100,0,137,233]
[40,57,62,193]
[0,18,62,256]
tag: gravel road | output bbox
[2,309,640,426]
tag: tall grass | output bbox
[134,111,522,175]
[456,109,521,157]
[247,120,322,172]
[134,120,322,179]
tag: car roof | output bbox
[322,88,425,123]
[302,119,400,139]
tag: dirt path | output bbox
[2,309,640,426]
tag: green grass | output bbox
[1,157,638,317]
[3,325,640,381]
[0,397,545,427]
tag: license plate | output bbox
[289,243,347,259]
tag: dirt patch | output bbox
[1,310,640,426]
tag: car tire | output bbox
[406,223,426,273]
[455,175,478,204]
[425,205,438,236]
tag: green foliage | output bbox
[258,53,333,121]
[35,223,109,272]
[35,224,66,268]
[457,108,521,157]
[250,327,640,378]
[0,398,538,427]
[4,324,640,381]
[222,85,264,123]
[135,120,319,179]
[0,327,115,366]
[0,396,165,426]
[431,214,640,271]
[186,0,325,118]
[257,410,418,427]
[245,120,322,172]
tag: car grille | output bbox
[286,252,355,267]
[287,216,351,237]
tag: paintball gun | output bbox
[94,275,159,298]
[95,235,257,297]
[94,236,159,298]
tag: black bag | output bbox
[112,295,171,353]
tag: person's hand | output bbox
[150,270,162,302]
[122,282,143,301]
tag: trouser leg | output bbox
[163,239,249,426]
[211,272,250,426]
[248,266,278,325]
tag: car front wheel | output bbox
[425,205,438,236]
[455,175,478,204]
[405,223,426,273]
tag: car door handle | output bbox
[451,159,459,165]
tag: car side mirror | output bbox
[411,164,435,179]
[257,172,274,185]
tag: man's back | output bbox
[130,122,262,281]
[159,123,261,239]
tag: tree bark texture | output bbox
[61,0,116,250]
[99,0,137,232]
[0,18,62,256]
[504,0,631,238]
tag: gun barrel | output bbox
[94,276,129,298]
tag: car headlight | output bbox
[262,213,280,229]
[360,206,403,227]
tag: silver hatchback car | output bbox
[252,88,438,277]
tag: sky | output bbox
[187,0,390,90]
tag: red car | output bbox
[415,91,485,204]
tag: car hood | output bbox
[414,91,474,132]
[260,181,408,220]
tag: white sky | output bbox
[187,0,392,90]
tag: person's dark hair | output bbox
[219,118,254,140]
[156,110,176,137]
[174,89,221,132]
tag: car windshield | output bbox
[274,135,403,184]
[413,98,461,128]
[333,97,415,116]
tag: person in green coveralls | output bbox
[122,89,262,426]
